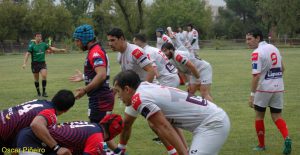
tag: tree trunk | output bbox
[115,0,133,35]
[136,0,144,33]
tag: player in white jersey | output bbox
[187,24,199,57]
[113,70,230,155]
[246,28,291,154]
[107,28,155,82]
[133,34,180,87]
[156,28,173,49]
[162,43,213,101]
[175,26,188,49]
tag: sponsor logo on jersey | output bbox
[162,36,168,41]
[252,52,258,61]
[175,54,183,62]
[94,58,104,66]
[132,49,144,59]
[93,52,100,58]
[265,67,282,80]
[252,63,257,69]
[132,93,142,110]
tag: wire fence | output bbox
[1,38,300,54]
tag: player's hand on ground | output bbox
[57,147,72,155]
[22,64,26,69]
[113,144,127,155]
[69,69,83,82]
[248,96,254,108]
[74,87,86,99]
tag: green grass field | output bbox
[0,48,299,155]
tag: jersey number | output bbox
[186,94,207,106]
[18,104,43,116]
[70,121,95,128]
[271,52,278,65]
[166,62,176,73]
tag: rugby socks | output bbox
[167,146,177,155]
[255,120,265,147]
[42,80,47,94]
[34,81,41,96]
[275,118,289,139]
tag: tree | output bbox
[24,0,72,40]
[114,0,144,34]
[61,0,90,25]
[0,0,28,41]
[213,0,264,39]
[94,0,146,39]
[145,0,212,39]
[257,0,300,37]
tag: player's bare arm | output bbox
[74,66,107,99]
[185,61,200,79]
[143,64,156,83]
[173,127,189,149]
[249,73,260,108]
[148,111,188,155]
[30,116,72,155]
[119,113,137,145]
[22,52,31,69]
[49,46,67,53]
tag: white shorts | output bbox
[189,114,230,155]
[190,65,212,85]
[254,92,284,109]
[158,75,180,88]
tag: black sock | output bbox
[34,81,40,95]
[42,80,47,94]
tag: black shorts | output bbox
[31,62,47,73]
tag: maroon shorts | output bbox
[31,62,47,73]
[88,90,115,123]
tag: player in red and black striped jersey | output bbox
[16,114,124,155]
[0,90,75,154]
[70,24,114,123]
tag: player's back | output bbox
[144,45,178,86]
[49,121,103,154]
[0,100,54,146]
[257,42,282,73]
[253,42,284,92]
[136,82,226,132]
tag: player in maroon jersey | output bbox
[16,114,124,155]
[70,24,115,123]
[0,89,75,155]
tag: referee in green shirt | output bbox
[22,32,66,97]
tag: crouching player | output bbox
[113,70,230,155]
[16,114,124,155]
